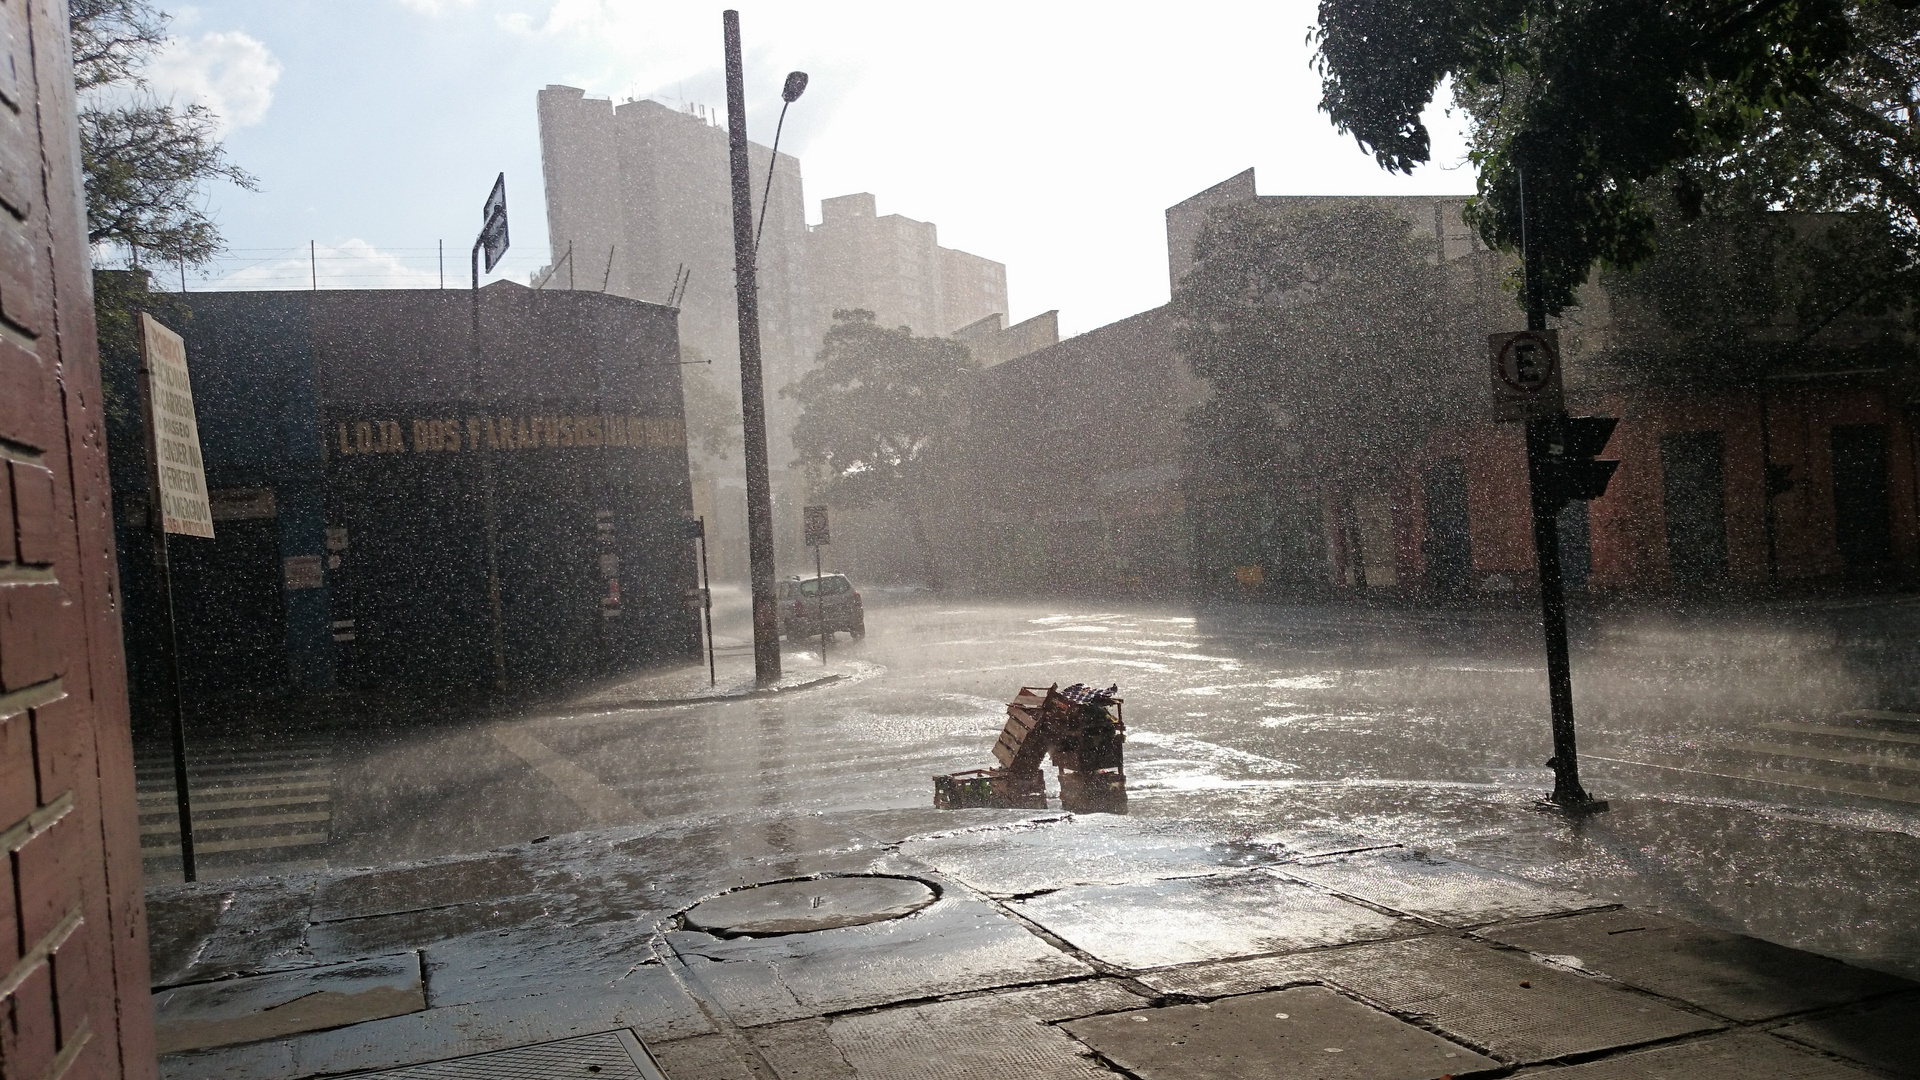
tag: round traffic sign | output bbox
[1496,332,1558,393]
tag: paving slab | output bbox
[153,953,425,1055]
[147,889,234,985]
[650,1034,758,1080]
[1251,828,1399,860]
[668,895,1093,1026]
[149,880,316,983]
[1771,993,1920,1078]
[158,965,708,1080]
[985,979,1156,1022]
[1275,849,1603,928]
[773,993,1113,1079]
[1479,908,1914,1022]
[1299,935,1721,1064]
[313,853,539,921]
[1065,985,1500,1080]
[354,1030,667,1079]
[1133,950,1339,999]
[420,920,664,1009]
[898,816,1282,896]
[1010,870,1414,970]
[307,894,555,957]
[686,876,938,935]
[1538,1031,1886,1080]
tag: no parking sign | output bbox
[1489,330,1563,421]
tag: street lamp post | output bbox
[722,10,797,686]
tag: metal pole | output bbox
[440,239,445,289]
[699,517,716,686]
[816,544,827,665]
[1518,160,1597,810]
[1759,386,1781,581]
[724,9,782,686]
[472,241,509,691]
[310,240,317,290]
[138,317,197,881]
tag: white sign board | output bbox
[139,313,214,538]
[1489,329,1564,421]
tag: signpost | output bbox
[804,506,830,666]
[471,175,510,691]
[1500,162,1615,813]
[138,313,211,881]
[689,517,715,686]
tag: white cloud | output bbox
[147,30,282,134]
[393,0,478,13]
[210,240,441,290]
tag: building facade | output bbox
[102,279,702,716]
[906,170,1920,601]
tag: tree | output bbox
[1174,199,1464,480]
[73,0,256,266]
[783,310,979,586]
[1313,0,1859,314]
[679,350,743,463]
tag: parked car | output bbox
[778,573,865,640]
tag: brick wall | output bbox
[1,2,157,1077]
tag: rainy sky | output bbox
[153,0,1472,335]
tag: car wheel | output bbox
[850,624,865,640]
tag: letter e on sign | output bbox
[1489,329,1564,421]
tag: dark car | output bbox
[778,573,865,640]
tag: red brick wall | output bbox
[2,2,158,1078]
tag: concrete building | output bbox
[99,275,702,717]
[807,192,1009,338]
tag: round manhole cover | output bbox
[685,876,937,935]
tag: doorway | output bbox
[1661,431,1729,585]
[1422,459,1472,595]
[1831,424,1891,570]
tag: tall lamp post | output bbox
[722,10,806,686]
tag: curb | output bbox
[537,672,849,718]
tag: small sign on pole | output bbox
[1489,329,1564,422]
[480,172,510,273]
[803,505,831,548]
[140,313,214,537]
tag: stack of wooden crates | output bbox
[933,684,1127,813]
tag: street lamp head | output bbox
[782,71,809,103]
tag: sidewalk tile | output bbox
[159,966,708,1080]
[153,953,424,1054]
[899,817,1281,896]
[1274,849,1604,927]
[1133,951,1334,998]
[1772,993,1920,1078]
[1065,985,1500,1080]
[313,853,539,921]
[764,993,1112,1079]
[352,1031,666,1079]
[651,1034,759,1080]
[668,896,1092,1026]
[1010,871,1413,970]
[1481,908,1914,1022]
[1540,1032,1886,1080]
[1301,935,1721,1063]
[308,895,554,956]
[985,979,1155,1022]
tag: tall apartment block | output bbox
[806,193,1007,337]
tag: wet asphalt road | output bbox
[162,587,1920,981]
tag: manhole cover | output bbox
[685,876,937,935]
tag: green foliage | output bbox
[1173,200,1462,479]
[1313,0,1858,314]
[72,0,256,266]
[783,310,979,508]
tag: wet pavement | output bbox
[135,588,1920,1075]
[146,811,1918,1078]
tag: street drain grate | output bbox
[351,1031,665,1079]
